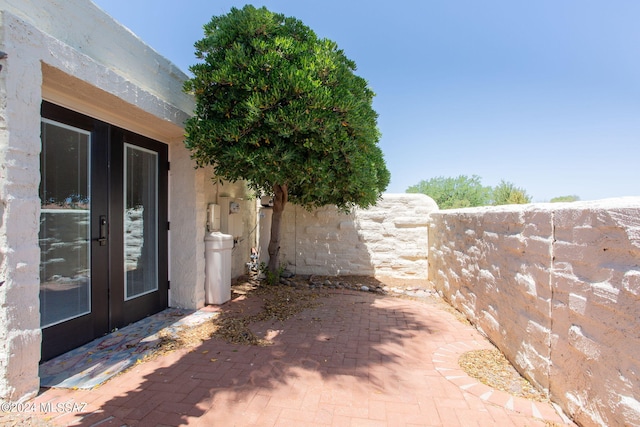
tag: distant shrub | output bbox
[492,180,531,205]
[406,175,491,209]
[550,195,580,203]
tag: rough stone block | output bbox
[393,216,429,227]
[568,325,601,360]
[622,270,640,295]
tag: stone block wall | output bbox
[428,198,640,427]
[277,193,437,278]
[550,202,640,427]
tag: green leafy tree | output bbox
[184,5,389,276]
[406,175,491,209]
[492,180,531,205]
[550,195,580,203]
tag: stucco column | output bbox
[168,141,208,309]
[0,11,43,401]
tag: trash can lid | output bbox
[205,231,234,248]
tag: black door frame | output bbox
[40,101,168,361]
[109,127,169,329]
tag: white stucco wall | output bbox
[170,151,255,308]
[219,192,258,279]
[428,198,640,427]
[0,0,191,116]
[276,193,437,278]
[0,8,43,401]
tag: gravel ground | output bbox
[459,348,548,401]
[0,413,57,426]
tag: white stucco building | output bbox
[0,0,254,400]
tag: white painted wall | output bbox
[277,194,437,278]
[0,8,43,401]
[0,0,192,116]
[169,163,255,308]
[429,198,640,427]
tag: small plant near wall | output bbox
[259,262,285,286]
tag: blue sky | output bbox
[92,0,640,202]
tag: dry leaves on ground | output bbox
[151,281,325,354]
[0,414,57,427]
[150,320,218,356]
[211,285,325,345]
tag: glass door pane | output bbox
[39,119,91,327]
[124,144,158,299]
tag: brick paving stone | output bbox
[330,414,353,427]
[24,289,576,426]
[313,406,334,425]
[248,405,282,427]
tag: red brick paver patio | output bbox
[25,289,573,426]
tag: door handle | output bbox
[97,215,107,246]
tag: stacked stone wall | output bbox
[429,198,640,427]
[278,194,437,278]
[550,203,640,426]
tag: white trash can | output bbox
[204,231,234,305]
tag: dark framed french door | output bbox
[39,102,168,361]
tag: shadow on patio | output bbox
[29,279,569,426]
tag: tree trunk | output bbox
[267,183,288,280]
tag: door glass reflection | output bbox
[124,144,158,299]
[39,120,91,327]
